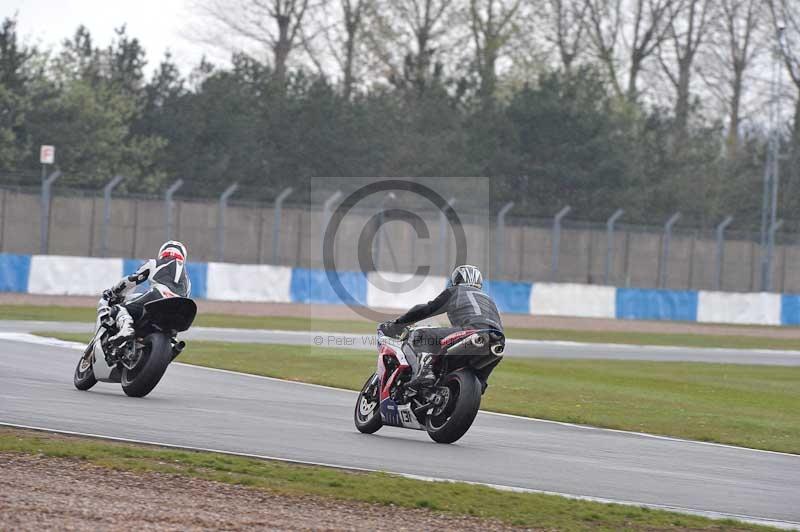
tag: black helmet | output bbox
[451,265,483,288]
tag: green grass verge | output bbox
[0,428,776,531]
[506,328,800,351]
[6,303,800,351]
[0,304,376,333]
[44,333,800,454]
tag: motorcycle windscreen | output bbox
[142,297,197,332]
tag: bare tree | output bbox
[191,0,313,87]
[768,1,800,131]
[309,0,369,98]
[365,0,457,94]
[585,0,682,101]
[701,0,765,155]
[468,0,523,105]
[767,0,800,204]
[657,0,713,133]
[339,0,368,99]
[542,0,588,73]
[584,0,623,96]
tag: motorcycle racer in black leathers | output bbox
[381,265,504,388]
[98,241,191,344]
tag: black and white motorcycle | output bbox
[355,324,505,443]
[74,294,197,397]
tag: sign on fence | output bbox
[39,145,55,165]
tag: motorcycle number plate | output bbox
[397,404,424,431]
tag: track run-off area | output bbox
[0,327,799,529]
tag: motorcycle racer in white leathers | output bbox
[98,241,191,344]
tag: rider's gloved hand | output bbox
[102,289,115,302]
[96,296,113,325]
[97,307,112,324]
[379,320,404,338]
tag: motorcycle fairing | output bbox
[375,333,427,429]
[91,339,115,381]
[87,313,118,382]
[376,334,411,402]
[380,398,424,430]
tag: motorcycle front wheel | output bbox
[354,373,383,434]
[73,351,97,391]
[425,368,482,444]
[121,333,172,398]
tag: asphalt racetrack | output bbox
[1,331,799,528]
[2,320,800,365]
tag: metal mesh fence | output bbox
[0,183,796,293]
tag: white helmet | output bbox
[451,264,483,288]
[159,240,187,262]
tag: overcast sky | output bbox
[4,0,206,73]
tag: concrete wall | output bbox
[1,187,795,293]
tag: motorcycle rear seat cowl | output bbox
[440,330,478,347]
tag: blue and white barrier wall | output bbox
[2,252,800,326]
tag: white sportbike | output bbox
[74,294,196,397]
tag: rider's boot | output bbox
[109,307,135,345]
[407,353,436,389]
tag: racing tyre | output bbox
[425,368,482,444]
[74,352,97,391]
[121,333,171,398]
[354,373,383,434]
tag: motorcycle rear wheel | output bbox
[354,373,383,434]
[425,368,482,444]
[121,333,171,398]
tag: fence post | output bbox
[374,192,400,272]
[658,212,681,289]
[496,202,514,279]
[439,197,457,276]
[551,206,571,282]
[217,183,239,262]
[714,216,733,290]
[100,175,125,258]
[321,190,342,268]
[0,188,7,252]
[271,187,293,264]
[165,179,184,241]
[765,219,784,291]
[130,199,140,259]
[604,209,624,285]
[39,170,61,254]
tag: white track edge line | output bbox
[208,327,800,356]
[9,332,800,459]
[1,421,796,531]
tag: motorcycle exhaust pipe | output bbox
[171,340,186,360]
[445,333,489,356]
